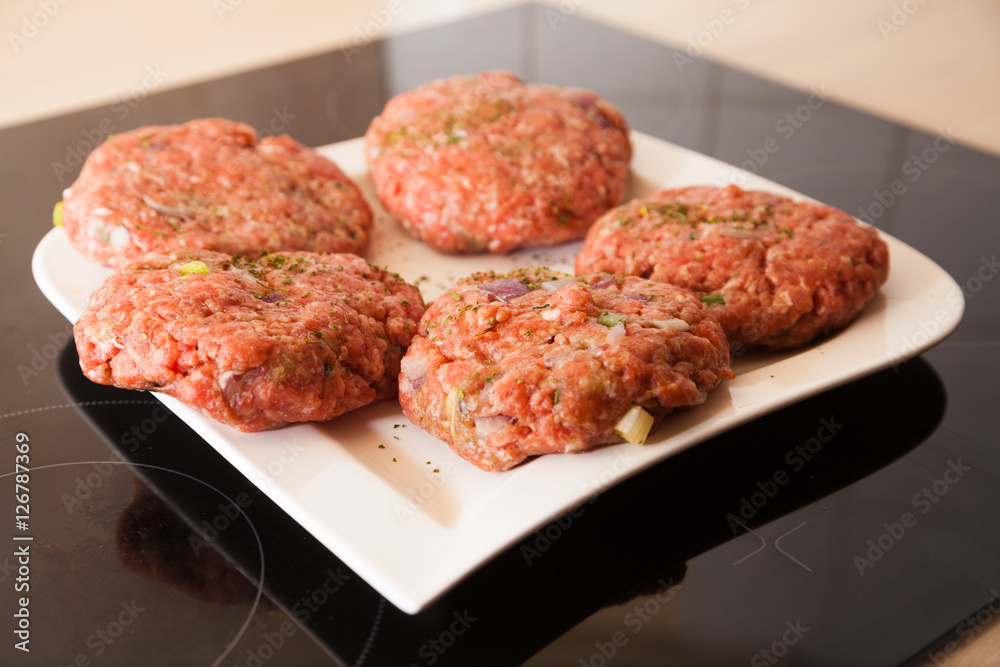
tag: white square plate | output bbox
[33,131,963,613]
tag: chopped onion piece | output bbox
[178,260,209,275]
[401,353,431,390]
[540,276,581,291]
[480,278,530,302]
[614,405,655,445]
[259,292,285,304]
[143,195,191,219]
[475,415,515,438]
[445,387,465,441]
[543,352,572,369]
[592,277,618,289]
[649,318,690,332]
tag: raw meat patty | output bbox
[61,118,372,268]
[75,250,425,431]
[575,185,890,350]
[398,267,733,471]
[365,71,632,253]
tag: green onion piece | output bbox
[598,311,627,327]
[178,260,210,275]
[615,405,655,445]
[701,293,725,306]
[53,201,63,227]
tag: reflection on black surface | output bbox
[59,329,946,665]
[117,476,259,605]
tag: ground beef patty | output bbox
[575,185,890,350]
[75,250,425,432]
[398,268,733,471]
[365,71,632,253]
[61,118,372,268]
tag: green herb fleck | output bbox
[701,293,725,306]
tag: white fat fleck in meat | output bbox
[108,226,130,249]
[549,144,570,168]
[606,322,626,342]
[62,188,73,199]
[541,308,561,321]
[718,227,756,239]
[91,206,111,217]
[218,370,238,390]
[648,318,691,332]
[227,266,262,287]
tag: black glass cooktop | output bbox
[2,5,1000,666]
